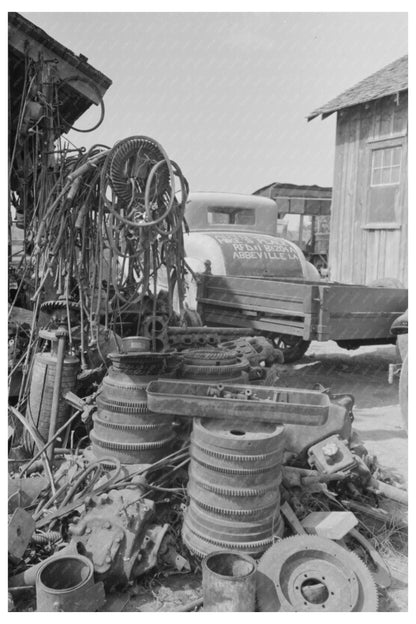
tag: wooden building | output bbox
[308,56,408,286]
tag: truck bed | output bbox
[196,275,408,342]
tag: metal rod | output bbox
[21,409,81,476]
[46,328,68,462]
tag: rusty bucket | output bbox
[36,554,96,612]
[202,550,257,611]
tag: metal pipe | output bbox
[21,410,81,476]
[46,328,68,462]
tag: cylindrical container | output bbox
[202,551,256,612]
[120,336,151,353]
[36,554,94,612]
[91,352,175,464]
[179,349,250,383]
[24,351,79,452]
[183,418,285,558]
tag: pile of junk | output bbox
[8,134,408,613]
[8,59,407,610]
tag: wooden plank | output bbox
[201,307,307,337]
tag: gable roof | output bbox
[307,55,408,121]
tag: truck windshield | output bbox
[207,207,256,226]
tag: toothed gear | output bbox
[190,453,282,475]
[96,397,150,413]
[181,360,248,378]
[90,431,175,451]
[188,471,279,497]
[191,439,284,463]
[257,535,379,612]
[189,498,279,518]
[93,415,162,431]
[182,349,240,363]
[182,511,284,558]
[40,298,80,313]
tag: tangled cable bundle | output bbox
[10,133,190,407]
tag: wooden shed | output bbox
[308,56,408,286]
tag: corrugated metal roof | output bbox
[307,55,408,121]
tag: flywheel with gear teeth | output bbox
[256,535,378,612]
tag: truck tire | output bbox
[270,334,311,363]
[399,354,408,433]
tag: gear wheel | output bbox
[40,298,80,314]
[257,535,378,612]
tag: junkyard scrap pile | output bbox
[8,15,407,613]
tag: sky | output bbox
[22,12,408,194]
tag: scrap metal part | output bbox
[67,487,179,590]
[256,535,378,612]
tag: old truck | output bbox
[181,192,407,362]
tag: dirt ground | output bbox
[103,340,408,612]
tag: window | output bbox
[207,207,255,226]
[366,143,403,226]
[371,146,402,186]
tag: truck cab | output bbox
[183,192,319,305]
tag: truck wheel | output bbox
[399,354,408,433]
[270,334,311,363]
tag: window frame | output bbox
[364,136,404,229]
[370,145,402,188]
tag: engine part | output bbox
[36,554,105,612]
[257,535,378,612]
[178,348,250,382]
[167,327,255,350]
[68,487,169,590]
[182,417,285,558]
[284,401,353,460]
[24,342,79,453]
[308,435,356,475]
[91,352,177,465]
[147,379,329,426]
[219,335,283,367]
[8,508,35,561]
[202,551,256,612]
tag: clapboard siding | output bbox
[328,93,407,286]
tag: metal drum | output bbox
[91,352,176,464]
[183,417,285,558]
[202,551,257,612]
[24,351,79,452]
[36,554,98,612]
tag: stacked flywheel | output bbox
[91,352,177,464]
[182,417,285,558]
[179,349,250,382]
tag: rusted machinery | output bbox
[179,349,250,382]
[182,417,285,557]
[91,351,178,464]
[257,535,378,611]
[68,488,173,591]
